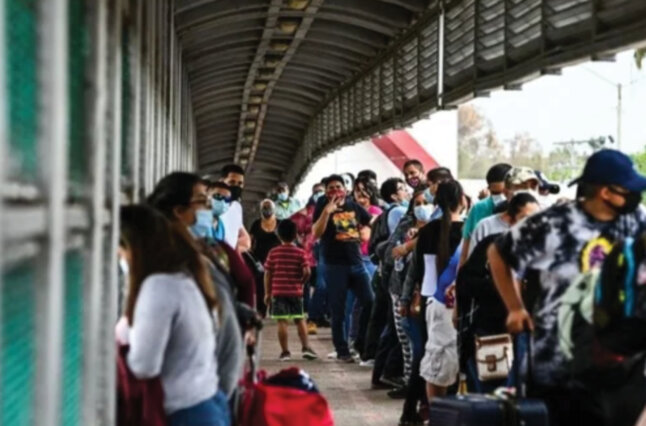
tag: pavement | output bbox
[258,321,402,426]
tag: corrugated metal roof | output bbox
[174,0,646,213]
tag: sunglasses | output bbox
[212,193,232,203]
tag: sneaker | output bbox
[302,347,318,360]
[327,351,337,359]
[337,354,355,363]
[359,359,375,368]
[380,375,406,389]
[387,386,407,399]
[279,351,291,361]
[307,321,318,335]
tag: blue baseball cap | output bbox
[569,149,646,192]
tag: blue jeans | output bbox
[324,262,375,357]
[308,259,329,322]
[168,391,231,426]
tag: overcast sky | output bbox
[467,49,646,154]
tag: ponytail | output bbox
[434,180,464,272]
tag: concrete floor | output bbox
[258,321,402,426]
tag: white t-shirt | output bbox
[219,201,243,248]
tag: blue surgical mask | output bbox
[414,205,435,222]
[424,188,434,204]
[277,193,289,202]
[401,199,410,208]
[212,199,230,217]
[190,210,213,239]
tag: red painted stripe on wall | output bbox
[371,130,439,172]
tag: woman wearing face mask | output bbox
[398,180,466,422]
[118,205,229,425]
[249,199,282,316]
[147,172,256,309]
[381,185,435,419]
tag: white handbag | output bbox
[475,334,514,382]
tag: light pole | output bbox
[583,66,624,150]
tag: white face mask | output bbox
[491,193,506,205]
[414,204,435,222]
[119,257,129,276]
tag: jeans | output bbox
[308,261,329,322]
[324,262,375,357]
[345,257,375,342]
[402,297,429,416]
[168,391,231,426]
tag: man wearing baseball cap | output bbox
[488,149,646,426]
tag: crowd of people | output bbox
[115,148,646,426]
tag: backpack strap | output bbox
[623,237,636,317]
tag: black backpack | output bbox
[368,205,397,264]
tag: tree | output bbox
[636,47,646,70]
[458,105,503,179]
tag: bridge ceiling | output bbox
[175,0,646,212]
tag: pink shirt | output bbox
[361,205,383,256]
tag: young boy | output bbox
[264,219,318,361]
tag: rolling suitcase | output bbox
[428,332,549,426]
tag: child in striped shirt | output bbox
[264,219,318,361]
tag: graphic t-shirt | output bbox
[495,201,646,387]
[313,199,372,265]
[264,245,309,297]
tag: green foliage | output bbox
[636,47,646,70]
[458,105,612,183]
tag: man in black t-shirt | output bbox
[313,174,375,362]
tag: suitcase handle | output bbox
[507,331,533,398]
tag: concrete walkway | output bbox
[258,321,401,426]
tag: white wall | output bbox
[295,111,460,202]
[407,110,459,176]
[294,141,403,202]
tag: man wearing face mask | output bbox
[273,182,301,220]
[459,163,512,266]
[207,181,232,242]
[488,149,646,426]
[219,164,251,252]
[313,174,375,362]
[403,159,427,190]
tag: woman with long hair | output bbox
[146,172,247,398]
[119,205,229,425]
[147,172,255,307]
[400,180,465,423]
[379,185,435,413]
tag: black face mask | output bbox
[261,209,274,219]
[606,191,642,215]
[230,186,242,201]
